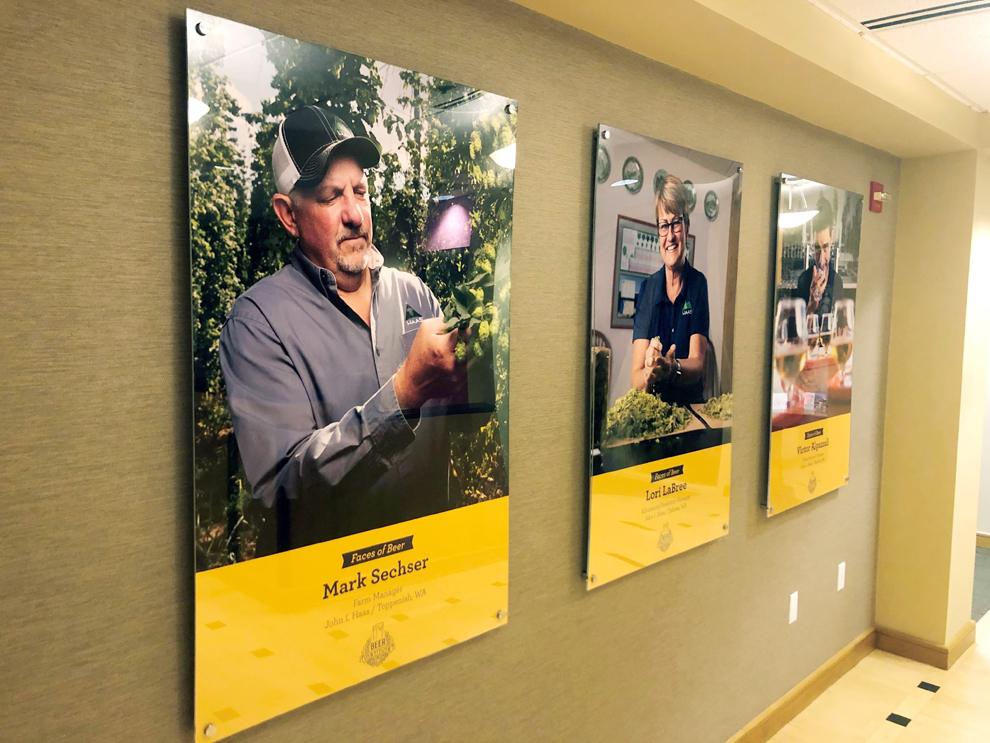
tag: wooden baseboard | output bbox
[978,532,990,549]
[875,621,977,670]
[725,628,875,743]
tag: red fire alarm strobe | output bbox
[870,181,886,213]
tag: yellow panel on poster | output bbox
[195,498,508,742]
[587,444,731,588]
[768,413,850,515]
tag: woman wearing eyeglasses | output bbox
[630,174,710,405]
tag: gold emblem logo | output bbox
[359,622,395,667]
[808,472,817,494]
[657,522,673,552]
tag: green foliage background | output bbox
[189,36,514,571]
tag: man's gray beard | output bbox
[336,248,370,277]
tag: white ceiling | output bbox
[821,0,990,112]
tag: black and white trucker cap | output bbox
[272,106,381,195]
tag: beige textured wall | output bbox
[876,151,982,647]
[0,1,898,741]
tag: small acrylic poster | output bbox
[766,175,861,515]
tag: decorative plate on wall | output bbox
[596,145,611,184]
[622,156,643,194]
[653,169,668,194]
[684,180,697,212]
[704,189,719,221]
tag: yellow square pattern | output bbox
[588,444,731,588]
[195,498,509,742]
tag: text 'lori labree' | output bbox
[646,481,688,500]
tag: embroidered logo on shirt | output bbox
[404,304,423,327]
[681,299,693,316]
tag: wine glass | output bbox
[819,312,834,349]
[774,298,808,410]
[806,314,821,360]
[832,299,854,385]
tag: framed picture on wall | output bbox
[765,174,862,516]
[587,123,743,589]
[188,10,514,740]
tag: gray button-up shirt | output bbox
[219,244,450,552]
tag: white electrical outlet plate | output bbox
[838,562,846,591]
[789,591,799,624]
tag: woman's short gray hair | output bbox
[654,174,690,231]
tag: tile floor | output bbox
[974,547,990,622]
[769,612,990,742]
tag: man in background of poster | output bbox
[219,105,463,553]
[629,175,711,405]
[795,196,844,317]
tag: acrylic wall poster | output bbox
[188,10,513,740]
[587,125,741,589]
[766,174,861,515]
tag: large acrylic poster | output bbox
[587,125,741,589]
[188,10,513,740]
[766,175,861,515]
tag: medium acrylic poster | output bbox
[766,175,861,515]
[188,10,513,740]
[587,124,741,589]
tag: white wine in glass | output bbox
[774,298,808,408]
[775,348,807,389]
[833,299,854,383]
[807,313,821,359]
[819,312,834,349]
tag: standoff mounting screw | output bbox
[496,610,506,620]
[590,574,598,584]
[195,21,211,36]
[204,723,217,738]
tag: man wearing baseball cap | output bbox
[219,105,463,554]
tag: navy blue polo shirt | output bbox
[632,261,710,404]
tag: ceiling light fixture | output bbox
[779,210,819,229]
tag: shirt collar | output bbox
[655,260,695,306]
[290,243,384,299]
